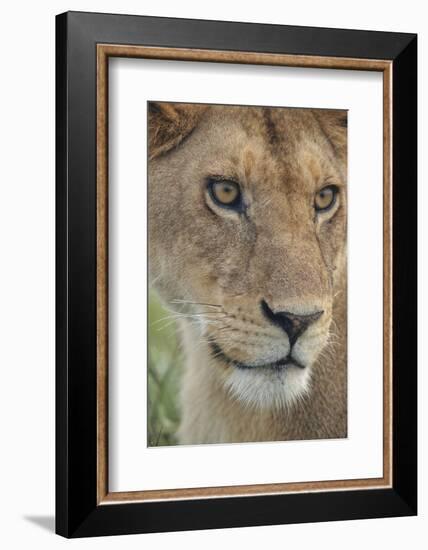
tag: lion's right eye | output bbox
[314,185,339,213]
[207,178,243,211]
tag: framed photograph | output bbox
[56,11,417,538]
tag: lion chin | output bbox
[223,363,313,411]
[208,339,323,411]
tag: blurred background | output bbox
[148,290,183,446]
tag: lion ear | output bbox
[314,109,348,165]
[148,102,207,160]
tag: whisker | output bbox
[155,317,228,332]
[170,299,223,309]
[151,311,228,326]
[148,274,162,287]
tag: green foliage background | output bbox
[147,291,183,446]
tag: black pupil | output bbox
[210,179,241,209]
[317,187,335,210]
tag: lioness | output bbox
[148,102,347,444]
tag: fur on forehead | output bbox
[149,102,347,167]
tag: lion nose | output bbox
[261,299,324,347]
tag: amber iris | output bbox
[314,185,338,212]
[208,179,242,209]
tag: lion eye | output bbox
[314,185,338,212]
[208,179,242,210]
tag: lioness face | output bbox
[149,103,347,409]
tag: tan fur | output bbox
[148,102,347,444]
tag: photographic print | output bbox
[148,102,348,446]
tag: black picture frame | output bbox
[56,11,417,538]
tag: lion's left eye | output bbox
[314,185,339,212]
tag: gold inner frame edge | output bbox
[96,44,393,505]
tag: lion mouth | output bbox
[209,341,305,371]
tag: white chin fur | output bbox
[223,364,312,411]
